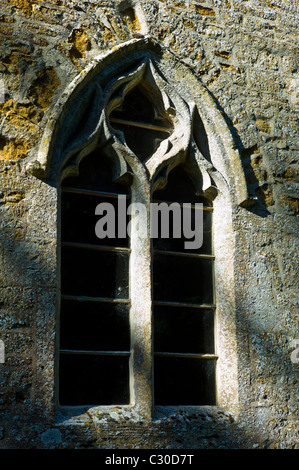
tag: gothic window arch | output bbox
[27,38,252,417]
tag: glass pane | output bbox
[153,164,212,206]
[61,192,130,247]
[152,205,212,254]
[109,84,172,128]
[62,151,129,194]
[60,299,130,351]
[110,121,167,161]
[110,85,156,123]
[154,357,216,405]
[109,84,173,161]
[61,246,129,299]
[153,253,214,304]
[154,305,214,354]
[59,354,130,406]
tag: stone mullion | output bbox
[129,180,153,420]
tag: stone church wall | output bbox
[0,0,298,449]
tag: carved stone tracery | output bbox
[27,37,253,207]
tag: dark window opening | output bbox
[154,356,216,406]
[59,354,130,407]
[58,114,217,408]
[59,151,131,406]
[109,84,173,161]
[153,165,216,406]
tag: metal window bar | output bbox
[153,300,216,309]
[154,352,218,359]
[152,199,213,211]
[61,294,130,304]
[61,241,131,253]
[61,186,130,199]
[153,249,214,260]
[109,117,172,134]
[60,350,130,356]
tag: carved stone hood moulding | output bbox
[26,36,254,208]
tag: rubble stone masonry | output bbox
[0,0,298,449]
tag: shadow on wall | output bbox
[208,97,271,219]
[0,178,296,449]
[0,183,58,447]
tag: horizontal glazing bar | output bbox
[110,117,172,133]
[61,186,130,199]
[61,241,131,253]
[153,300,216,309]
[154,352,218,359]
[61,294,130,304]
[60,349,130,356]
[154,249,214,260]
[152,200,213,211]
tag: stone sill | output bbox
[55,404,235,428]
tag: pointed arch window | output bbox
[57,62,218,409]
[29,37,254,415]
[57,59,219,410]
